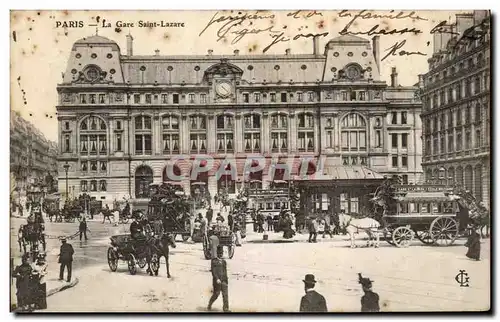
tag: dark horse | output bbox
[151,233,177,278]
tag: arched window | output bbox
[90,180,97,192]
[135,165,153,198]
[474,165,483,201]
[270,113,288,153]
[216,115,234,153]
[162,115,179,154]
[243,114,261,153]
[297,112,315,152]
[135,115,152,155]
[79,116,107,156]
[341,113,366,151]
[189,115,207,153]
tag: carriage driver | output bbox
[130,213,146,240]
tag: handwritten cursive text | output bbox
[381,40,427,62]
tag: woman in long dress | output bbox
[465,229,481,261]
[32,253,48,310]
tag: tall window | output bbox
[190,115,207,153]
[298,113,315,152]
[375,130,382,147]
[391,134,398,149]
[162,115,180,154]
[401,112,407,124]
[448,133,454,152]
[456,109,462,126]
[135,165,153,198]
[474,77,481,94]
[448,87,454,103]
[188,93,195,104]
[448,110,453,128]
[465,131,471,150]
[475,104,481,123]
[270,93,277,102]
[216,115,234,153]
[457,133,462,151]
[244,114,261,152]
[200,94,207,104]
[270,113,288,152]
[80,116,107,156]
[326,117,334,148]
[401,133,408,148]
[341,113,366,152]
[64,135,70,152]
[161,94,168,104]
[135,115,152,155]
[391,112,397,124]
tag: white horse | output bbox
[338,214,381,248]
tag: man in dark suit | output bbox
[207,247,229,312]
[300,274,327,312]
[79,218,89,241]
[206,206,213,224]
[59,238,74,282]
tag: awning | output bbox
[323,166,385,180]
[395,192,459,203]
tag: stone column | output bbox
[108,117,114,154]
[181,114,189,154]
[234,113,242,153]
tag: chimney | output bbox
[126,34,134,56]
[418,74,424,88]
[390,67,398,87]
[456,13,474,36]
[154,49,160,56]
[312,36,320,55]
[233,49,239,55]
[208,49,213,55]
[372,36,380,71]
[285,48,291,55]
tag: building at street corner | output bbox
[10,111,59,197]
[56,33,423,211]
[420,10,490,207]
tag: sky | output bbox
[10,9,465,142]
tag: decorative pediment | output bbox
[73,65,108,84]
[203,59,243,81]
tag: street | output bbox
[10,216,490,312]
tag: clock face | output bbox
[216,82,232,98]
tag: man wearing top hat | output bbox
[300,274,327,312]
[358,273,380,312]
[58,237,74,282]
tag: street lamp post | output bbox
[63,162,70,201]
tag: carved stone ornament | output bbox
[114,92,124,102]
[62,93,73,103]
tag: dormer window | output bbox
[254,93,261,103]
[243,93,249,103]
[270,93,276,102]
[307,92,315,102]
[281,93,287,102]
[189,93,195,104]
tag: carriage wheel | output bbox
[107,248,118,272]
[414,229,434,245]
[391,226,414,248]
[430,217,459,246]
[202,234,211,260]
[227,246,235,259]
[128,254,137,275]
[137,258,147,269]
[150,253,160,276]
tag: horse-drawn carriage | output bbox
[371,182,489,247]
[18,213,46,260]
[107,234,161,276]
[202,224,235,260]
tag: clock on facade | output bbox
[216,81,232,98]
[346,65,362,80]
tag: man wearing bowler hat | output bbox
[58,237,74,282]
[300,274,327,312]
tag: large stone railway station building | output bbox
[56,33,422,212]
